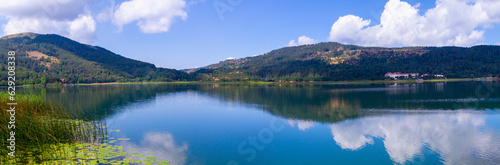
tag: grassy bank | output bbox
[13,77,488,87]
[59,78,478,86]
[0,93,168,164]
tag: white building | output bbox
[385,72,419,80]
[434,74,445,78]
[421,74,446,79]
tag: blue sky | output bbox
[1,0,500,69]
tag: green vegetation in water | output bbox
[0,93,168,164]
[28,130,169,164]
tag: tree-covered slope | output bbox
[191,42,500,81]
[3,33,498,84]
[0,33,193,85]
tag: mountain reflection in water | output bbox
[17,82,500,164]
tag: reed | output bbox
[0,93,167,164]
[0,92,105,163]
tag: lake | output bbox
[18,82,500,165]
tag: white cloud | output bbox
[496,42,500,46]
[329,0,500,47]
[288,36,317,46]
[68,15,97,44]
[328,15,371,45]
[330,112,500,164]
[0,0,96,43]
[113,0,188,33]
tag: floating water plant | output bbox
[0,93,168,164]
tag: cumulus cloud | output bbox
[330,112,500,164]
[329,15,371,45]
[329,0,500,46]
[288,36,317,46]
[68,15,97,43]
[113,0,188,33]
[0,0,96,43]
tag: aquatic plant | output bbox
[0,93,168,164]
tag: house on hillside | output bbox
[385,72,419,80]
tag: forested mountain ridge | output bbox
[2,32,499,85]
[0,33,193,85]
[190,42,500,81]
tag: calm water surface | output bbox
[19,82,500,165]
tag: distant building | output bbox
[421,74,446,79]
[434,74,445,78]
[385,72,419,80]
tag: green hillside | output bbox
[2,33,499,85]
[0,33,193,85]
[191,42,500,81]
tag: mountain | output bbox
[0,33,194,85]
[190,42,500,81]
[2,32,498,85]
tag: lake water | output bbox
[19,82,500,165]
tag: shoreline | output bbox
[7,78,495,87]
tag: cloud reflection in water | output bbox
[329,111,500,164]
[119,132,189,165]
[288,119,317,131]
